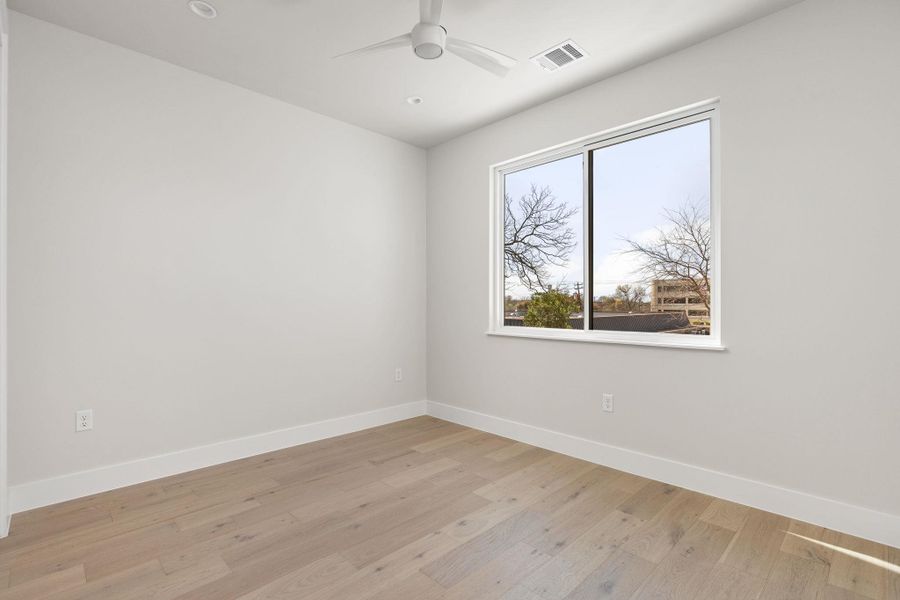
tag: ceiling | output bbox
[9,0,802,147]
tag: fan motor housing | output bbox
[411,23,447,59]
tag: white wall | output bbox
[0,0,9,535]
[8,12,426,488]
[427,0,900,538]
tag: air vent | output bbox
[531,39,588,72]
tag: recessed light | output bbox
[188,0,217,19]
[406,96,424,105]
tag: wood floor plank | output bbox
[478,453,595,502]
[561,549,656,600]
[780,520,838,567]
[694,564,767,599]
[827,533,889,599]
[519,510,645,600]
[338,491,489,567]
[367,572,446,600]
[174,499,262,531]
[822,584,877,599]
[0,564,86,599]
[432,434,512,464]
[700,498,751,532]
[287,481,392,523]
[233,553,356,600]
[525,481,631,556]
[609,471,653,494]
[315,531,461,600]
[8,520,179,587]
[439,492,535,543]
[442,542,550,600]
[525,466,619,515]
[499,584,547,600]
[719,510,791,579]
[139,555,231,600]
[41,561,162,600]
[485,441,534,462]
[617,480,680,521]
[106,484,185,519]
[81,522,184,583]
[467,446,553,483]
[622,488,715,563]
[630,520,737,599]
[759,552,829,600]
[411,429,483,453]
[158,512,298,575]
[4,505,113,554]
[420,509,548,587]
[49,556,228,600]
[884,545,900,600]
[381,457,461,488]
[1,417,895,600]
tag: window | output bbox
[490,102,721,349]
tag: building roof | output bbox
[591,311,691,333]
[504,311,692,333]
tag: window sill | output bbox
[486,327,725,351]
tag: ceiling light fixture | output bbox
[336,0,517,78]
[188,0,218,19]
[406,96,424,105]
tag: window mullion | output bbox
[583,149,592,331]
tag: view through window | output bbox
[503,154,583,329]
[501,111,715,340]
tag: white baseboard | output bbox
[9,400,426,515]
[9,398,897,549]
[426,401,900,549]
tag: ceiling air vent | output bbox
[531,40,588,72]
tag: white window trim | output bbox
[488,99,724,351]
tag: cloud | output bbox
[592,227,662,297]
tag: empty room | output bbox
[0,0,897,598]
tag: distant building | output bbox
[650,279,709,321]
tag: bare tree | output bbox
[623,202,711,310]
[613,284,647,312]
[504,184,578,292]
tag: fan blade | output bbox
[445,38,517,77]
[335,34,411,58]
[420,0,443,25]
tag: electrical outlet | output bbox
[601,393,614,413]
[394,368,403,382]
[76,409,93,432]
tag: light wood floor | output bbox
[0,417,897,599]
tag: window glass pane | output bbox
[503,154,584,329]
[591,120,711,335]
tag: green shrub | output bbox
[524,289,579,328]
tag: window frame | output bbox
[488,100,723,350]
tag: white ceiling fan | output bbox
[337,0,517,77]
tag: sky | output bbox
[504,120,710,300]
[505,153,584,298]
